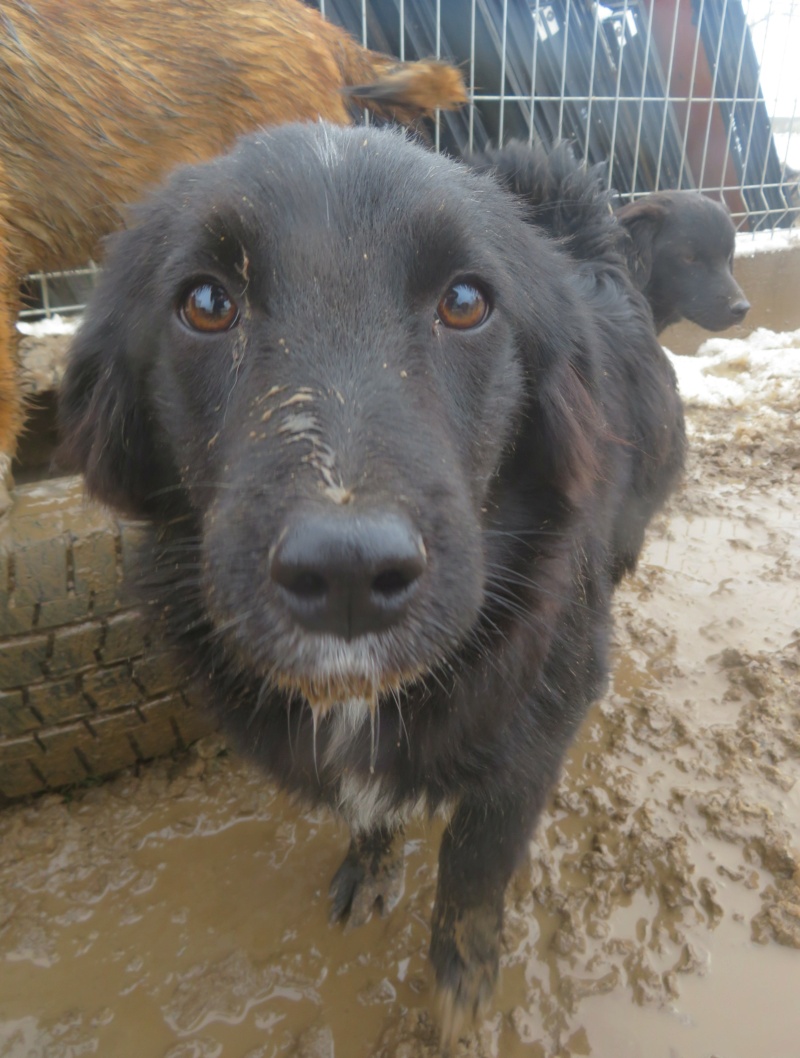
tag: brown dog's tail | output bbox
[338,48,467,124]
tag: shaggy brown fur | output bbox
[0,0,465,495]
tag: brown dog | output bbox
[0,0,465,508]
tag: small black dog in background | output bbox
[615,190,750,333]
[58,124,685,1041]
[470,141,750,335]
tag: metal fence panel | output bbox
[22,0,800,319]
[318,0,798,229]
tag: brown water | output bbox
[1,400,798,1058]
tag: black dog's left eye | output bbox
[179,281,239,333]
[436,282,490,330]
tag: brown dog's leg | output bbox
[0,215,22,514]
[328,824,405,929]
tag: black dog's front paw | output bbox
[328,828,405,929]
[430,901,501,1051]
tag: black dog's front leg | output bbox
[328,824,405,928]
[430,792,545,1045]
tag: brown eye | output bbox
[180,281,239,333]
[436,282,490,330]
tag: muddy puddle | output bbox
[1,399,799,1058]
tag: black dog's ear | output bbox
[58,319,167,518]
[614,198,667,289]
[511,296,604,515]
[57,265,175,518]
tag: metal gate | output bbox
[318,0,799,231]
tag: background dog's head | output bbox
[616,191,750,333]
[58,123,602,713]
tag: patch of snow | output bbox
[772,131,800,171]
[17,314,81,337]
[735,227,800,257]
[665,327,800,410]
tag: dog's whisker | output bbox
[391,686,410,755]
[247,677,271,728]
[310,705,321,784]
[369,697,381,775]
[484,564,597,614]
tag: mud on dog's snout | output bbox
[270,510,427,639]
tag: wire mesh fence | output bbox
[22,0,800,322]
[319,0,799,228]
[18,265,99,323]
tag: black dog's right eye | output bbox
[436,282,490,330]
[179,281,239,333]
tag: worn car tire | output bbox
[0,475,215,801]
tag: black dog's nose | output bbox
[729,297,750,321]
[270,512,426,639]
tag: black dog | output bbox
[58,124,684,1039]
[466,140,632,269]
[615,191,750,333]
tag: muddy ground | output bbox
[1,387,798,1058]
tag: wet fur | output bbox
[466,140,627,268]
[0,0,465,470]
[58,124,685,1040]
[467,141,749,337]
